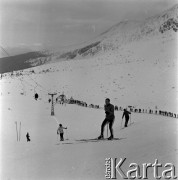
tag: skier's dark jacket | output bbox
[104,103,115,120]
[122,110,131,119]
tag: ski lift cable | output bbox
[19,77,37,95]
[19,76,33,89]
[28,75,48,92]
[23,78,50,102]
[18,76,48,95]
[18,77,50,103]
[0,46,10,57]
[18,72,55,96]
[18,77,35,89]
[19,78,26,93]
[0,48,6,55]
[27,75,50,93]
[27,79,47,94]
[20,77,34,90]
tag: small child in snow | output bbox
[122,109,131,127]
[26,132,31,142]
[57,124,67,141]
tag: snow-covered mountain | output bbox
[0,4,178,112]
[0,4,178,74]
[1,4,178,180]
[101,4,178,44]
[49,4,178,62]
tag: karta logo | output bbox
[105,158,177,179]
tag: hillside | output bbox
[0,4,177,74]
[1,30,177,112]
[1,19,178,113]
[0,51,50,74]
[0,95,177,180]
[0,4,178,180]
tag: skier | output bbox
[98,98,115,140]
[122,109,131,127]
[57,124,67,141]
[26,132,31,142]
[34,93,39,100]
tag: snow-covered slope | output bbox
[1,26,177,112]
[49,4,178,62]
[101,4,178,46]
[0,4,178,180]
[0,94,177,180]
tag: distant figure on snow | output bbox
[98,98,115,140]
[57,124,67,141]
[122,109,131,127]
[26,132,31,142]
[34,93,39,100]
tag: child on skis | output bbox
[57,124,67,141]
[122,108,131,127]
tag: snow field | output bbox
[0,95,177,180]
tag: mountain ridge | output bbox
[0,4,177,74]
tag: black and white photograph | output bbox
[0,0,178,179]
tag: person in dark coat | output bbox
[26,132,31,142]
[122,109,131,127]
[98,98,115,140]
[34,93,39,100]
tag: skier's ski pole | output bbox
[107,123,108,138]
[15,121,18,141]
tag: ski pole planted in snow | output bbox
[19,122,21,141]
[15,121,18,141]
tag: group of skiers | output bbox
[56,98,131,142]
[25,98,131,142]
[98,98,131,140]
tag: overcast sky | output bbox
[0,0,177,52]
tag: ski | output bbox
[57,138,121,145]
[78,137,121,142]
[55,137,126,145]
[121,122,134,130]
